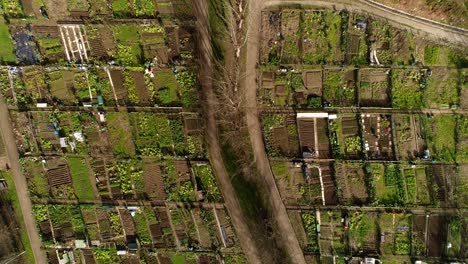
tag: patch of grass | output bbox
[171,254,185,264]
[422,115,456,162]
[155,70,179,105]
[1,170,35,263]
[2,0,25,18]
[425,68,459,108]
[68,157,95,200]
[111,0,132,17]
[456,115,468,163]
[0,24,16,64]
[391,69,424,109]
[107,112,136,158]
[424,46,439,65]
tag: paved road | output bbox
[191,1,263,263]
[0,94,46,263]
[243,0,468,263]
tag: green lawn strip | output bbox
[0,23,16,63]
[155,69,179,105]
[171,254,186,264]
[68,157,95,200]
[456,115,468,163]
[422,115,456,162]
[1,170,35,263]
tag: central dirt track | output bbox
[192,0,263,263]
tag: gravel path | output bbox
[0,93,46,264]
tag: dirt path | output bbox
[0,95,46,264]
[191,0,262,263]
[244,0,307,263]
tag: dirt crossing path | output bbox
[0,94,46,264]
[191,0,263,263]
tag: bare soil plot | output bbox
[45,0,68,20]
[320,163,337,205]
[262,114,300,158]
[361,114,394,160]
[358,68,390,106]
[455,165,468,208]
[271,161,315,205]
[259,11,281,64]
[156,1,174,15]
[303,70,322,96]
[86,25,114,60]
[297,117,331,159]
[335,162,368,205]
[130,70,151,105]
[393,115,425,160]
[427,164,458,207]
[153,207,176,248]
[390,29,414,65]
[108,69,127,104]
[10,112,37,154]
[427,215,445,257]
[86,125,113,156]
[411,214,427,256]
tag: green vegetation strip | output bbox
[68,157,95,200]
